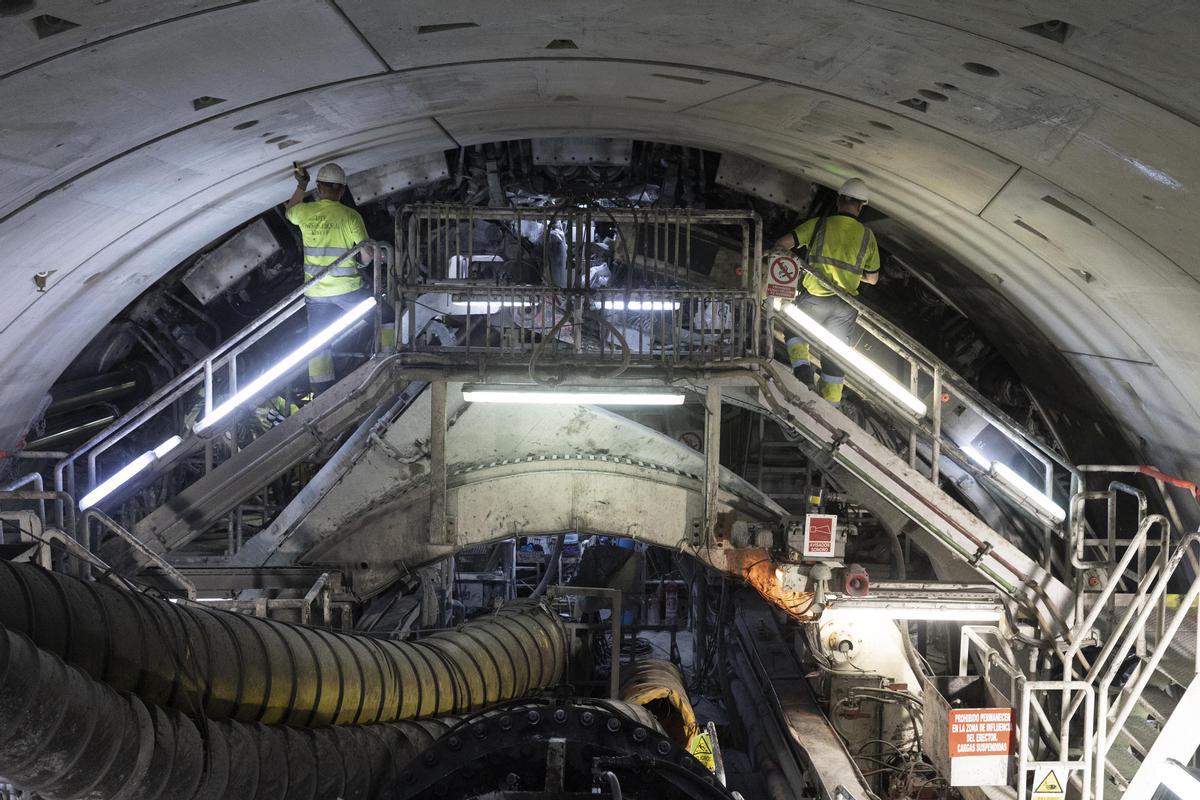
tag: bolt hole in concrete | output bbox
[416,22,477,34]
[265,135,288,144]
[1021,19,1071,43]
[869,120,895,130]
[32,13,78,38]
[0,0,35,17]
[192,95,226,111]
[935,82,959,91]
[898,97,928,112]
[546,38,578,49]
[234,120,259,130]
[918,89,949,102]
[963,61,1001,77]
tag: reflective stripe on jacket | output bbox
[286,199,368,297]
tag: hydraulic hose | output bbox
[0,560,568,727]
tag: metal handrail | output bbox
[53,241,390,499]
[79,509,196,599]
[784,262,1077,478]
[773,279,1073,539]
[1093,531,1200,793]
[1018,680,1095,800]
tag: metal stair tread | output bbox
[1103,738,1142,786]
[1156,649,1197,688]
[1134,685,1177,722]
[1112,713,1158,756]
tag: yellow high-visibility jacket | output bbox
[286,199,368,297]
[790,213,880,296]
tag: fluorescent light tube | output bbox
[1162,760,1200,800]
[153,436,183,458]
[592,299,681,311]
[448,298,532,313]
[462,388,686,406]
[825,605,1003,622]
[963,446,1066,523]
[962,445,991,468]
[195,297,376,434]
[781,304,927,416]
[79,435,182,510]
[992,460,1066,523]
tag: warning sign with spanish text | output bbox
[948,708,1012,786]
[802,513,838,558]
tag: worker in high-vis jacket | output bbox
[773,178,880,405]
[285,162,372,394]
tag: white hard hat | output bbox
[838,178,870,204]
[316,163,347,185]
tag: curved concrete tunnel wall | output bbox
[1,1,1197,501]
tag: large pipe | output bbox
[0,561,567,727]
[0,622,452,800]
[0,622,665,800]
[618,659,699,746]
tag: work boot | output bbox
[793,363,815,388]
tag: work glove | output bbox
[293,162,310,186]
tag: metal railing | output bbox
[1089,529,1200,795]
[394,204,766,368]
[781,265,1079,546]
[1018,680,1095,800]
[52,242,392,507]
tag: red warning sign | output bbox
[802,513,837,557]
[767,254,801,299]
[948,708,1012,786]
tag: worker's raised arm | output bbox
[285,163,310,210]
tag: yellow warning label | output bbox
[688,732,716,772]
[1032,769,1064,798]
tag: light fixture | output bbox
[591,299,681,312]
[462,386,686,406]
[780,304,928,416]
[447,297,533,313]
[1162,759,1200,800]
[79,435,182,510]
[823,604,1003,622]
[195,297,376,434]
[963,445,1066,523]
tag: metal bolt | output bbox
[633,727,647,742]
[472,723,488,739]
[553,708,567,723]
[499,715,512,730]
[447,736,461,751]
[606,718,621,733]
[527,709,541,725]
[423,752,438,766]
[580,711,595,726]
[657,740,672,755]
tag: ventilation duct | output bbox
[0,561,568,726]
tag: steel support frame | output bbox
[430,379,449,545]
[550,585,622,699]
[703,384,722,546]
